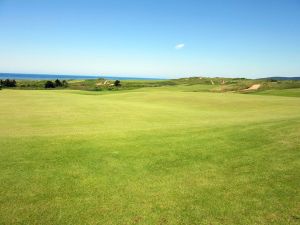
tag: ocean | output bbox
[0,73,163,80]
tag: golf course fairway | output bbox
[0,89,299,224]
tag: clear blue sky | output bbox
[0,0,299,78]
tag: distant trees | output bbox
[114,80,121,87]
[55,79,62,87]
[0,79,17,87]
[62,80,68,87]
[45,81,55,88]
[45,79,68,88]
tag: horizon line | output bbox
[0,72,300,80]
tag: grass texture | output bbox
[0,89,299,224]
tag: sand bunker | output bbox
[245,84,261,91]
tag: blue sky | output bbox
[0,0,299,78]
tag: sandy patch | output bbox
[245,84,261,90]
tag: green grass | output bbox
[0,88,299,224]
[252,88,300,97]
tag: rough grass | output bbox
[0,89,299,225]
[6,77,300,94]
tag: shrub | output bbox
[62,80,68,87]
[1,79,17,87]
[55,79,62,87]
[45,81,55,88]
[114,80,121,87]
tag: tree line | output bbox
[0,79,17,88]
[0,78,120,90]
[45,79,68,88]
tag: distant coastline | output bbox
[1,73,299,81]
[0,73,165,80]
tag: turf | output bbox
[253,88,300,97]
[0,89,299,224]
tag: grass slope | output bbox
[0,89,299,224]
[253,88,300,97]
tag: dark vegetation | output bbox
[44,81,55,88]
[44,79,68,88]
[0,79,17,87]
[114,80,121,87]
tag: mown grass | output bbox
[0,89,299,224]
